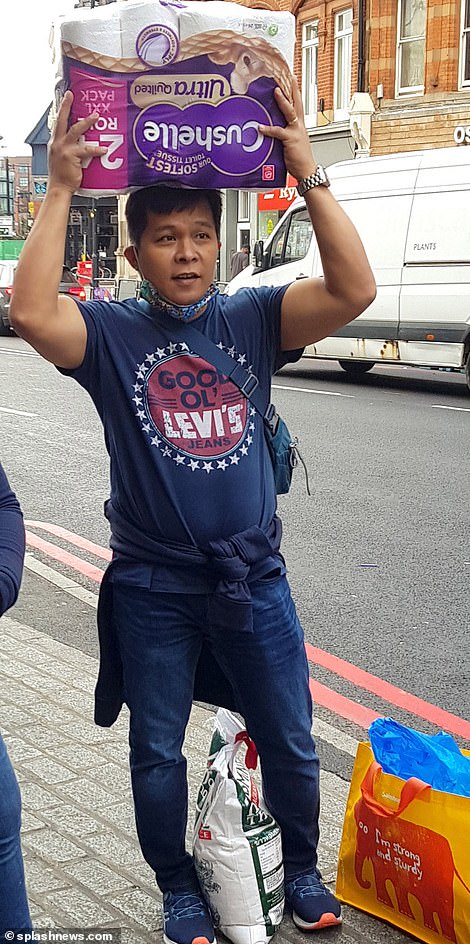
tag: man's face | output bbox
[127,202,219,305]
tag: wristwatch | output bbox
[297,165,330,196]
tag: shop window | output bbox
[302,21,319,126]
[334,9,353,120]
[396,0,427,95]
[461,0,470,86]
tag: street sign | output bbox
[454,124,470,145]
[33,178,47,198]
[0,214,14,234]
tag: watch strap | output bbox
[297,166,330,196]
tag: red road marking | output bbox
[310,678,379,728]
[306,642,470,740]
[25,523,470,737]
[25,521,112,561]
[25,531,105,583]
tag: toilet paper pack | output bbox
[53,0,296,196]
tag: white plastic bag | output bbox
[193,709,284,944]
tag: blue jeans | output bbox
[114,575,320,892]
[0,734,31,936]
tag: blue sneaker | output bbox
[163,888,216,944]
[285,871,342,932]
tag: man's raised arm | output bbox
[260,78,376,352]
[10,92,107,368]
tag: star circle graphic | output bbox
[132,341,258,474]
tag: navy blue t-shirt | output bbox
[61,286,301,586]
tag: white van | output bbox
[227,147,470,391]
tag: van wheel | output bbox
[338,360,374,374]
[465,354,470,394]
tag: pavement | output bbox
[0,611,414,944]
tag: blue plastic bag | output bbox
[369,717,470,797]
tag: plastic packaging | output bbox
[369,717,470,797]
[52,0,295,195]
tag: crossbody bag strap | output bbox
[138,299,276,427]
[138,299,310,494]
[178,323,310,490]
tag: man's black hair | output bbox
[126,186,223,246]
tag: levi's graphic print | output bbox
[137,345,253,468]
[60,287,293,547]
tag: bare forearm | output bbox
[11,187,72,329]
[304,186,375,308]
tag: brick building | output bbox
[279,0,470,157]
[287,0,363,162]
[0,156,32,238]
[247,0,470,245]
[368,0,470,154]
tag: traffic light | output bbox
[28,201,35,217]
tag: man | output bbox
[230,245,249,279]
[11,77,375,944]
[0,462,32,936]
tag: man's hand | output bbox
[258,76,316,183]
[48,90,108,195]
[9,88,102,366]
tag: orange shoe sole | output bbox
[293,911,342,932]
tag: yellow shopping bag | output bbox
[336,741,470,943]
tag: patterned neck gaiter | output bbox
[139,278,219,322]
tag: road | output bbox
[1,338,469,781]
[274,359,469,721]
[276,358,469,699]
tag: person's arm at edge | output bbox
[259,79,376,352]
[0,463,25,616]
[10,92,107,369]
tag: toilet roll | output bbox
[120,0,180,63]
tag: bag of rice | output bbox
[193,709,284,944]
